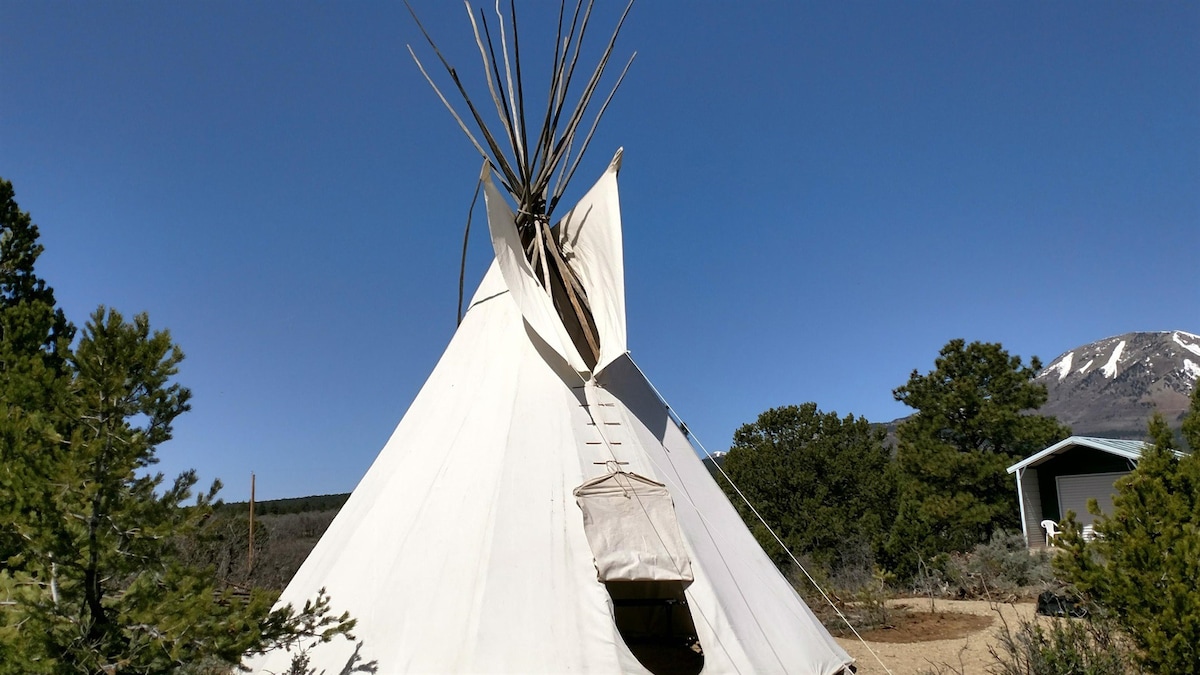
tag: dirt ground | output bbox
[834,599,1039,674]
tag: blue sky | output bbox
[2,1,1196,501]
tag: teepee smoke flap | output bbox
[407,0,635,370]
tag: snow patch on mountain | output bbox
[1174,331,1200,357]
[1101,340,1125,378]
[1077,359,1094,375]
[1186,359,1200,382]
[1052,351,1074,380]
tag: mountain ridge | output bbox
[1034,330,1198,439]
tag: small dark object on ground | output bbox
[1037,590,1088,618]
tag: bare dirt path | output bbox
[834,599,1038,674]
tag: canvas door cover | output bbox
[574,470,694,582]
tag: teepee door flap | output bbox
[573,471,694,583]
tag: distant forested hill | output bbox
[198,494,351,591]
[221,492,350,516]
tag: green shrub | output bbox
[963,531,1054,595]
[920,612,1134,675]
[987,613,1133,675]
[786,556,896,634]
[915,532,1053,600]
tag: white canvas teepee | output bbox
[245,153,855,674]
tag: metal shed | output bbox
[1006,436,1151,550]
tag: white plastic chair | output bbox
[1041,519,1060,546]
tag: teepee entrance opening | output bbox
[574,470,704,674]
[606,580,704,675]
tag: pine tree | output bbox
[1054,383,1200,673]
[2,311,358,675]
[888,339,1070,574]
[32,307,198,667]
[0,178,76,572]
[0,182,359,672]
[1182,376,1200,451]
[0,178,74,359]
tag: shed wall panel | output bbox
[1020,468,1045,549]
[1056,472,1127,528]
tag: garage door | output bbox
[1056,472,1127,528]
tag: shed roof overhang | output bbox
[1006,436,1159,475]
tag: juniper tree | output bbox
[721,403,895,575]
[887,339,1070,574]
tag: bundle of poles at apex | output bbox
[407,0,635,370]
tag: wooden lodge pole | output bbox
[248,472,256,572]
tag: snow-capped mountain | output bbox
[1036,330,1200,438]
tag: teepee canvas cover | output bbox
[245,155,854,674]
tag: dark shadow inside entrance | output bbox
[606,580,704,675]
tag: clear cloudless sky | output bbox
[2,1,1197,501]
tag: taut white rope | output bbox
[627,357,895,675]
